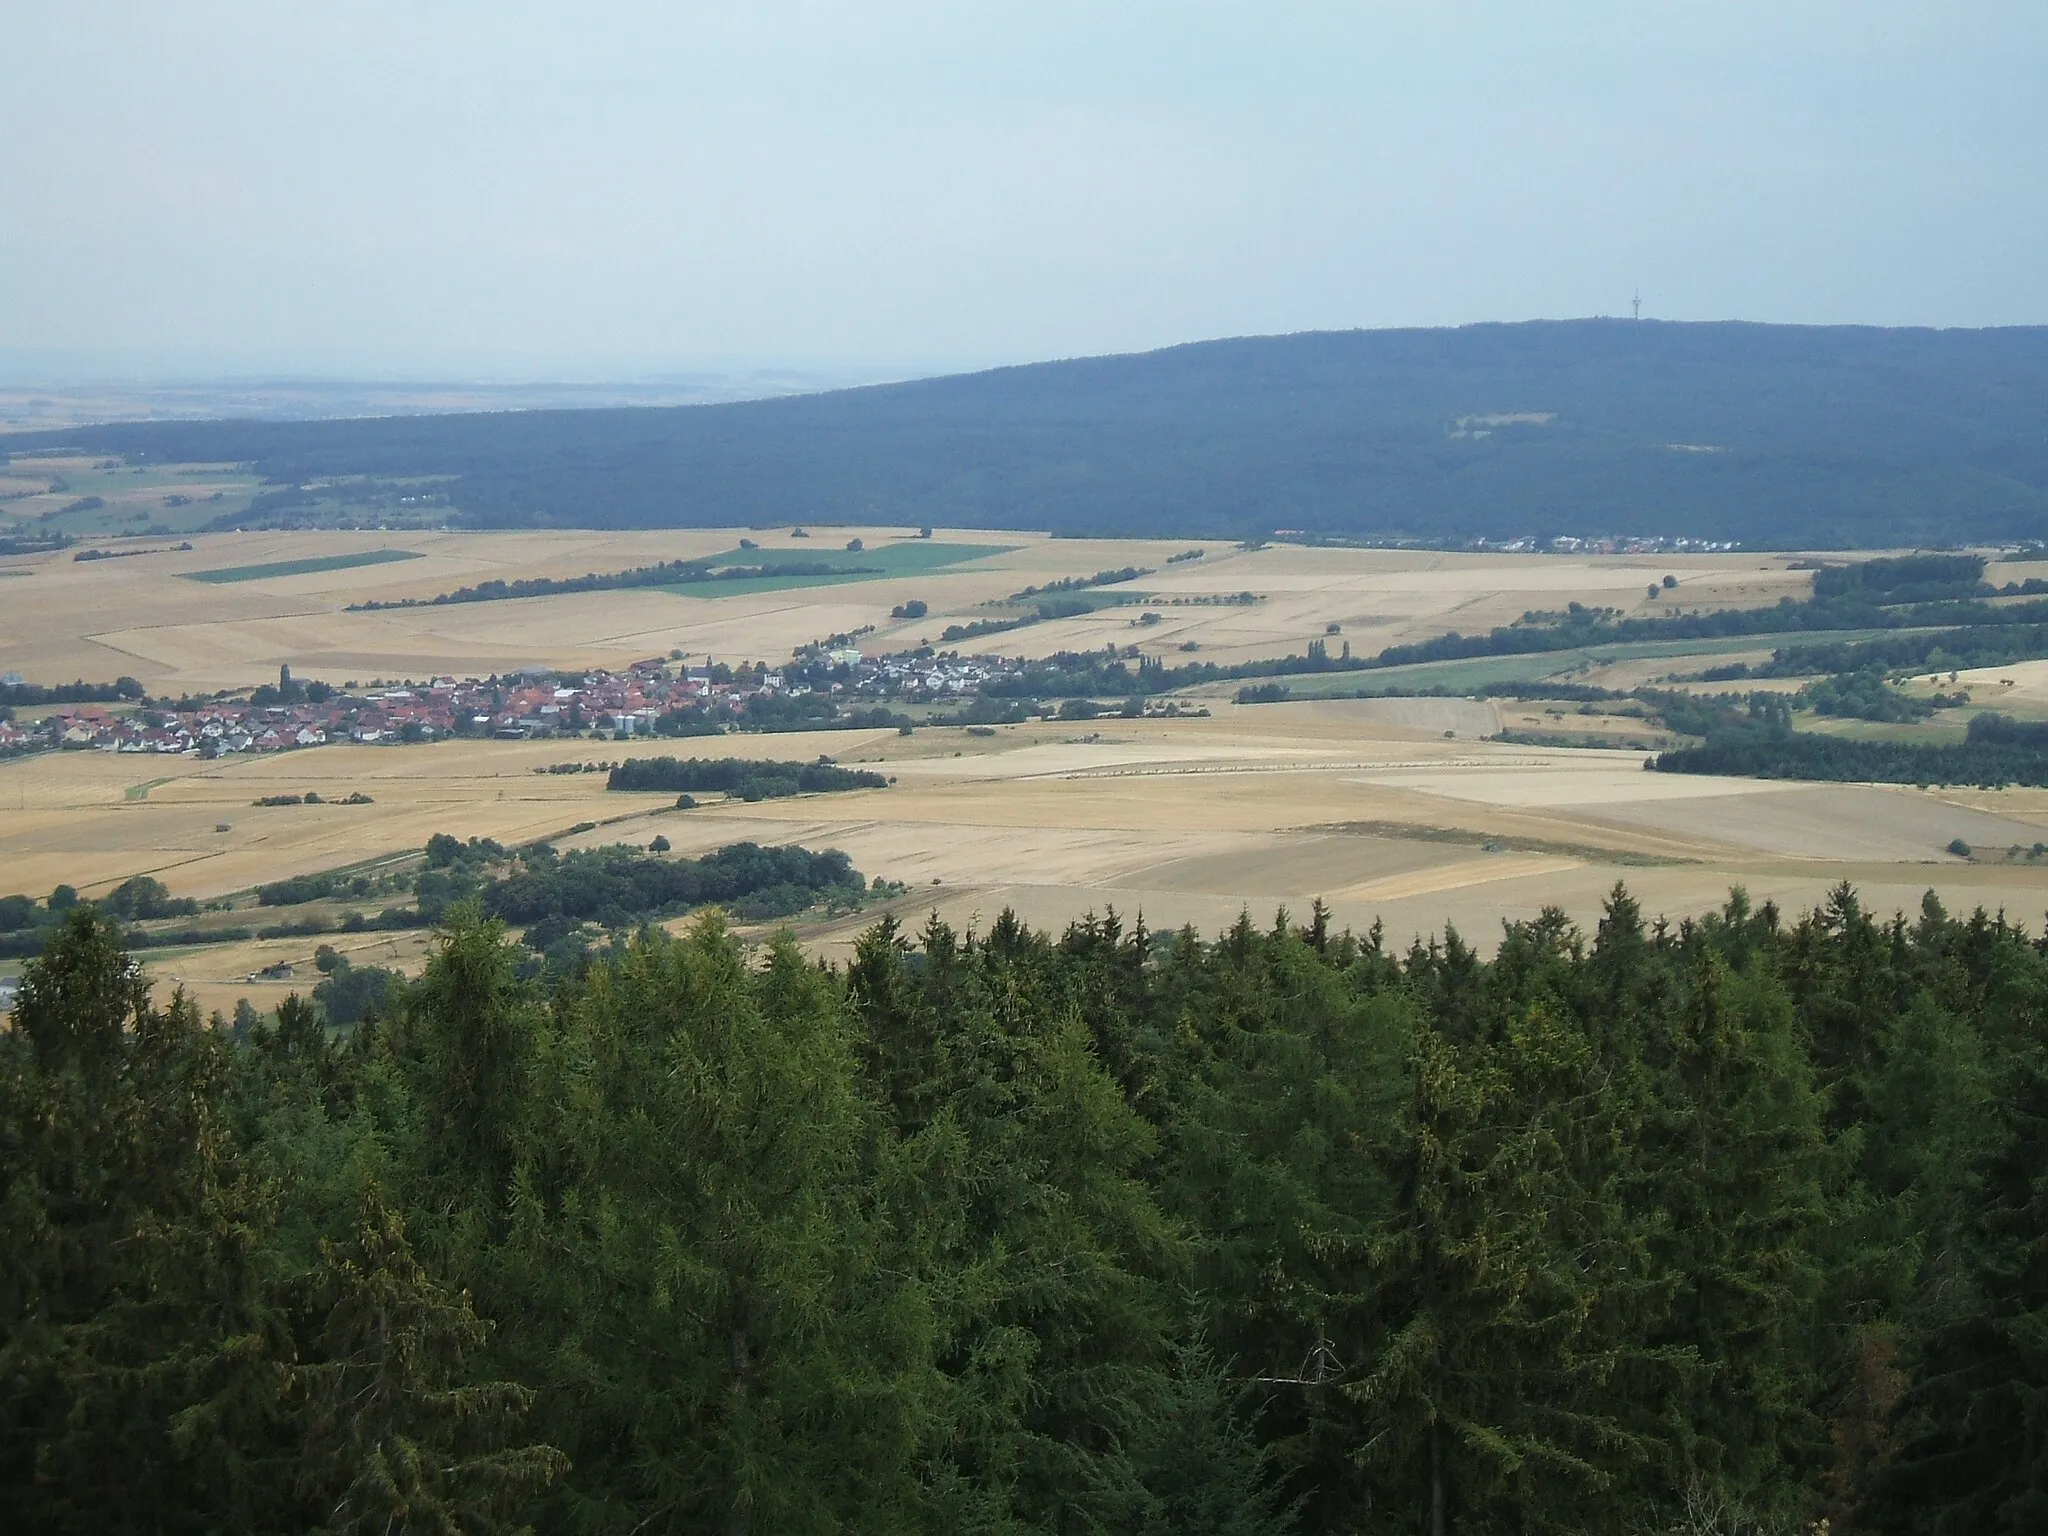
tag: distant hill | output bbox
[12,321,2048,548]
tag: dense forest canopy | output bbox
[6,882,2048,1532]
[15,320,2048,547]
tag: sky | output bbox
[3,1,2045,381]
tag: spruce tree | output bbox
[1642,941,1830,1519]
[292,1189,564,1533]
[886,910,1179,1529]
[1875,1046,2048,1531]
[1346,912,1663,1535]
[1149,913,1408,1524]
[1089,1335,1298,1535]
[469,917,942,1530]
[0,910,296,1529]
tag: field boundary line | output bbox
[1037,754,1576,782]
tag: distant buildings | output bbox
[0,647,1043,761]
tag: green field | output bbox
[658,541,1017,598]
[1256,650,1608,698]
[184,548,425,584]
[1581,627,1919,665]
[2,458,265,538]
[1028,587,1151,613]
[1799,715,1975,745]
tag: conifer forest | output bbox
[5,883,2048,1534]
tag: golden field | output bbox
[0,522,1809,693]
[8,699,2048,1020]
[10,527,2048,1019]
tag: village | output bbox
[0,642,1036,759]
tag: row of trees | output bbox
[1759,622,2048,680]
[0,675,146,706]
[1652,722,2048,788]
[4,883,2047,1531]
[604,755,891,798]
[0,878,206,959]
[349,555,878,612]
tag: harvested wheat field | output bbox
[0,525,1812,694]
[9,695,2048,1016]
[9,529,2039,1018]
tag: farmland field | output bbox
[8,525,2048,1018]
[0,522,1809,694]
[8,697,2048,1019]
[0,453,265,537]
[654,540,1019,596]
[184,548,425,583]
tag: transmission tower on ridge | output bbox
[1632,289,1642,321]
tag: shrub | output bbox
[257,874,338,907]
[102,876,199,921]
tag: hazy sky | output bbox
[4,1,2045,380]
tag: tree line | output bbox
[1747,623,2048,681]
[483,840,864,931]
[1651,707,2048,789]
[0,676,146,707]
[3,835,864,973]
[605,755,891,798]
[6,881,2048,1531]
[0,530,74,555]
[346,555,873,611]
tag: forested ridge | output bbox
[6,884,2048,1531]
[15,321,2048,547]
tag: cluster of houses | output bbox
[0,705,316,756]
[1482,534,1742,555]
[0,647,1042,760]
[816,646,1009,701]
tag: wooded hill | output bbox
[6,885,2048,1531]
[15,321,2048,547]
